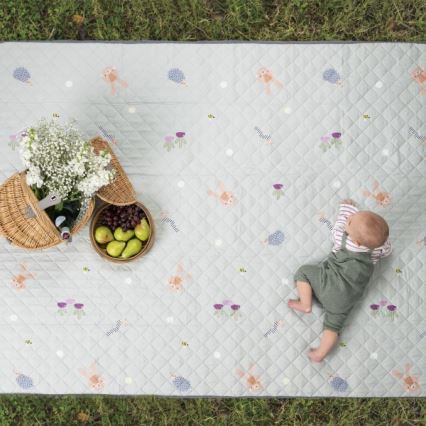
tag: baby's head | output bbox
[345,211,389,249]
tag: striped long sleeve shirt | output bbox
[331,203,392,264]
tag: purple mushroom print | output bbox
[168,68,186,85]
[272,184,284,200]
[323,68,342,85]
[73,303,85,319]
[13,67,31,84]
[175,131,187,148]
[164,135,175,152]
[57,302,67,316]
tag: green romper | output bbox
[294,232,374,333]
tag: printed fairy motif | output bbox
[11,263,34,290]
[163,132,187,151]
[263,320,284,337]
[57,299,85,319]
[256,68,283,94]
[236,364,263,391]
[102,67,128,95]
[171,374,191,392]
[105,319,128,336]
[13,67,31,84]
[411,66,426,95]
[322,68,342,85]
[370,300,398,320]
[79,362,105,390]
[213,300,241,320]
[263,230,285,246]
[168,68,187,85]
[254,126,272,144]
[168,262,192,291]
[363,180,391,207]
[392,364,421,392]
[207,182,235,206]
[272,184,284,200]
[319,132,343,152]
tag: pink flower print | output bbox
[222,300,232,306]
[164,135,175,152]
[379,299,388,307]
[272,183,284,200]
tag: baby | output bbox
[288,199,391,362]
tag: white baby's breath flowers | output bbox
[19,118,115,201]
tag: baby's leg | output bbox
[288,281,312,313]
[308,329,338,362]
[288,264,320,314]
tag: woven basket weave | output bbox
[0,172,94,250]
[91,137,136,206]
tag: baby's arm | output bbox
[331,200,359,242]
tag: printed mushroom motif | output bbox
[272,184,284,200]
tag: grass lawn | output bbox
[0,0,425,425]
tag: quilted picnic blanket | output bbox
[0,41,425,397]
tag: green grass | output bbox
[0,0,425,424]
[0,0,425,41]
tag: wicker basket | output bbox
[88,136,155,262]
[0,172,94,250]
[90,201,155,263]
[91,137,136,205]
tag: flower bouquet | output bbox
[19,118,115,239]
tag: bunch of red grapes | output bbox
[100,204,146,232]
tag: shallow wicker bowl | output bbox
[90,201,155,263]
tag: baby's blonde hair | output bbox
[357,212,389,249]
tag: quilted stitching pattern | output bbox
[0,42,425,396]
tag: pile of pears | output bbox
[94,210,151,259]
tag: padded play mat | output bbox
[0,41,425,396]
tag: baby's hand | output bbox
[341,198,356,206]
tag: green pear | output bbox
[121,238,142,259]
[106,240,126,257]
[95,226,114,244]
[114,227,135,242]
[135,218,150,242]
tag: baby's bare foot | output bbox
[288,299,312,313]
[308,348,325,363]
